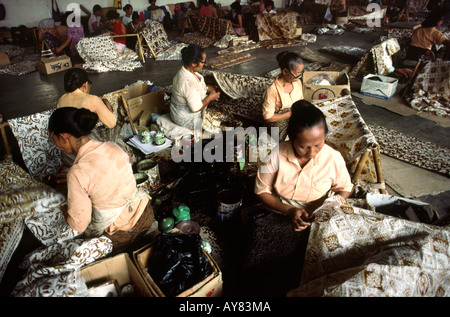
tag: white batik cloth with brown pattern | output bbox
[139,20,171,57]
[12,236,113,297]
[8,109,62,182]
[312,95,379,186]
[76,35,142,73]
[406,60,450,119]
[0,158,73,286]
[287,195,450,297]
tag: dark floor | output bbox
[0,21,449,297]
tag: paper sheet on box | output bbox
[126,132,172,155]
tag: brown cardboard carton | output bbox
[125,84,165,123]
[0,52,10,65]
[36,55,72,74]
[303,71,351,101]
[79,253,154,297]
[133,240,223,297]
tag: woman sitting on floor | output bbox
[229,2,245,35]
[262,51,304,141]
[48,107,154,249]
[405,8,450,61]
[106,9,127,50]
[57,68,116,129]
[255,100,353,231]
[170,44,220,130]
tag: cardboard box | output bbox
[37,55,72,74]
[133,240,223,297]
[295,27,302,37]
[0,52,10,65]
[303,71,351,101]
[79,253,154,297]
[360,74,398,100]
[336,17,349,24]
[125,84,165,123]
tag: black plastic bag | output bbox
[147,233,213,297]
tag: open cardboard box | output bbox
[124,84,165,127]
[360,74,398,100]
[133,239,223,297]
[79,253,154,297]
[303,71,350,101]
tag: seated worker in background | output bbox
[106,9,127,50]
[122,4,134,26]
[208,0,219,18]
[48,107,154,249]
[54,12,85,61]
[405,8,450,61]
[262,51,304,141]
[255,100,353,232]
[263,0,276,13]
[88,4,107,36]
[229,2,245,35]
[329,0,347,21]
[170,44,220,130]
[57,68,116,129]
[127,12,145,50]
[199,0,213,17]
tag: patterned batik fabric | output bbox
[312,95,379,185]
[76,35,142,73]
[0,158,67,285]
[140,20,171,57]
[178,32,215,48]
[202,70,273,122]
[369,124,450,176]
[12,236,113,297]
[349,38,400,78]
[256,11,299,41]
[406,60,450,119]
[287,195,450,297]
[197,16,232,41]
[204,52,256,69]
[8,109,62,182]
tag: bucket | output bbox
[134,172,149,189]
[217,189,242,222]
[136,159,160,191]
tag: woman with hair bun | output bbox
[262,51,305,141]
[57,68,116,129]
[170,44,220,129]
[48,107,154,248]
[255,100,353,232]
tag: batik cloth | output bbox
[76,35,142,73]
[256,11,299,41]
[312,95,379,185]
[205,52,256,69]
[0,158,68,284]
[287,195,450,297]
[8,109,62,182]
[197,16,232,40]
[140,20,171,57]
[12,237,113,297]
[369,124,450,176]
[406,60,450,119]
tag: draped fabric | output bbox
[406,60,450,119]
[255,11,299,41]
[8,109,61,182]
[197,16,232,40]
[288,195,450,297]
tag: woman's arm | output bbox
[257,193,312,231]
[55,37,72,54]
[265,110,291,123]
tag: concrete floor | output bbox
[0,22,449,296]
